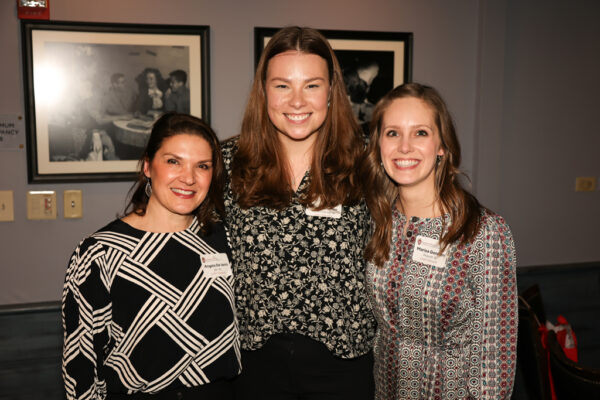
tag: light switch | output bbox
[0,190,15,222]
[64,190,83,219]
[575,177,596,192]
[27,191,57,220]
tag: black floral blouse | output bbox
[221,138,376,359]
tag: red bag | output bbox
[546,315,578,362]
[539,315,579,400]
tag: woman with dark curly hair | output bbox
[134,68,167,116]
[62,113,240,399]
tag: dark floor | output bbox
[1,261,598,399]
[0,303,64,400]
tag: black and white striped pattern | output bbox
[62,218,240,400]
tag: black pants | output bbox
[234,333,374,400]
[107,378,234,399]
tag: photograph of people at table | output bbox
[41,38,192,163]
[362,83,517,399]
[221,26,377,399]
[62,112,240,399]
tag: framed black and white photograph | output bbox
[255,27,412,133]
[22,20,210,183]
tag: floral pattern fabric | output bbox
[367,209,517,399]
[221,138,376,359]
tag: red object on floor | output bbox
[539,314,579,400]
[553,315,578,362]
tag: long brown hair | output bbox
[363,83,483,266]
[124,112,225,232]
[231,26,364,209]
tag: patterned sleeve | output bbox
[469,213,518,399]
[62,238,112,400]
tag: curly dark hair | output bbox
[124,112,225,233]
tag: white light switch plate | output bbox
[27,191,57,220]
[64,190,83,219]
[0,190,14,222]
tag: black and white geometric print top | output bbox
[61,218,240,400]
[221,138,376,359]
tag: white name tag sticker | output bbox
[412,236,447,268]
[200,253,232,278]
[305,204,342,219]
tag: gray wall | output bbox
[500,1,600,266]
[0,0,598,305]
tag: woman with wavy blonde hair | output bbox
[363,83,517,399]
[222,26,376,399]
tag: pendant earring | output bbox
[436,155,443,165]
[145,178,152,197]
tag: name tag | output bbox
[200,253,232,278]
[412,236,447,268]
[305,204,342,219]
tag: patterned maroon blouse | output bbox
[367,209,517,399]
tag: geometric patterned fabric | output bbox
[367,210,517,399]
[62,218,240,399]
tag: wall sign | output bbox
[0,115,25,150]
[17,0,50,20]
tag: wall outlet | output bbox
[27,191,57,220]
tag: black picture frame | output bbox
[21,20,210,183]
[254,27,413,131]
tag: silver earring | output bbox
[145,178,152,197]
[436,155,442,164]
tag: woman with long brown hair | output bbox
[222,26,376,399]
[363,83,517,399]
